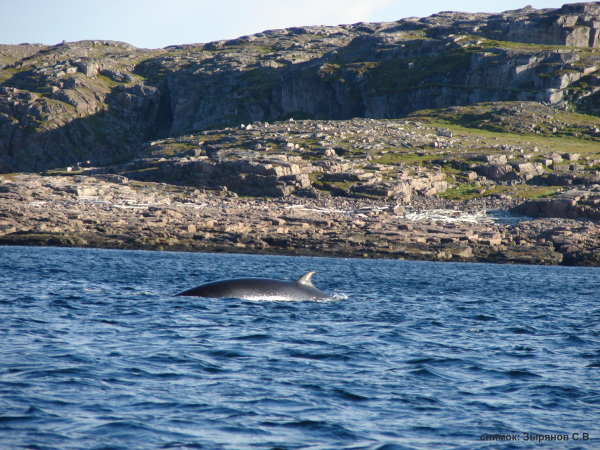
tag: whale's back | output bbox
[177,273,330,300]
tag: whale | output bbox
[176,271,331,300]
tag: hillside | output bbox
[3,2,600,265]
[2,2,600,177]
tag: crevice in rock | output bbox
[151,83,173,140]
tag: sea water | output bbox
[1,246,599,449]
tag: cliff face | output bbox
[0,41,168,173]
[3,2,600,173]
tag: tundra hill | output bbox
[3,1,600,179]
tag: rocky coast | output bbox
[2,169,600,266]
[2,2,600,265]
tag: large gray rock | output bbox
[478,164,514,182]
[510,162,545,180]
[477,154,508,165]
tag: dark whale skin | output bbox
[176,271,330,300]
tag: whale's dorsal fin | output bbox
[296,271,316,286]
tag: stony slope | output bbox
[4,2,600,174]
[68,102,600,212]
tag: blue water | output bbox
[1,246,599,450]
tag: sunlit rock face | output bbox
[4,3,600,173]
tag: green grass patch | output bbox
[0,67,18,83]
[95,74,124,87]
[314,180,356,192]
[43,169,84,176]
[407,104,600,157]
[440,182,563,201]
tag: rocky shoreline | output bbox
[2,173,599,266]
[3,3,600,266]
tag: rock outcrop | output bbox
[512,188,600,219]
[80,117,457,200]
[0,41,166,173]
[4,4,600,173]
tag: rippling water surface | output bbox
[1,246,599,449]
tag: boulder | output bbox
[510,162,544,180]
[476,154,507,165]
[479,164,514,182]
[563,152,580,161]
